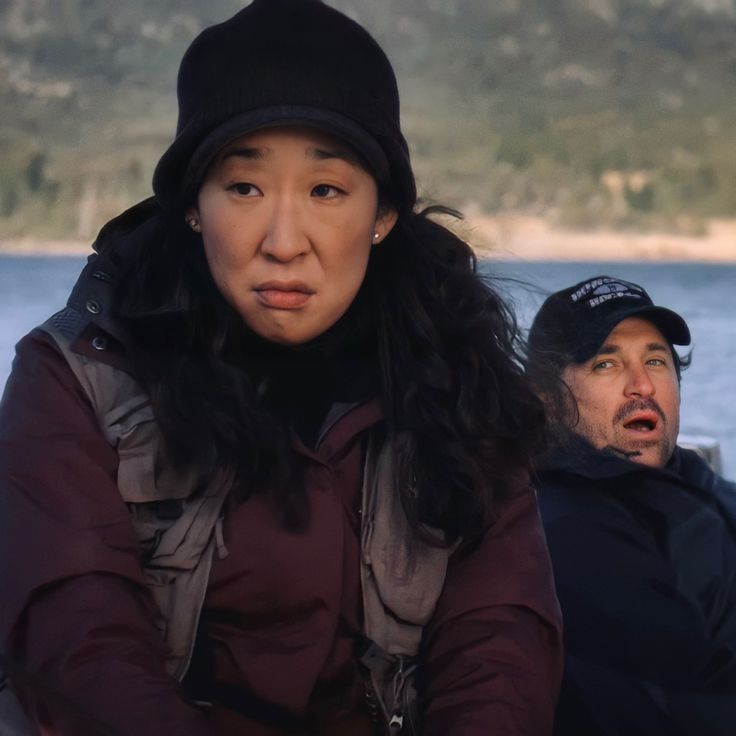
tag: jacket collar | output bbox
[66,198,165,350]
[536,432,710,486]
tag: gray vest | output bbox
[1,308,455,735]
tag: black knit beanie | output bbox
[152,0,416,212]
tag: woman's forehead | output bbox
[215,126,364,167]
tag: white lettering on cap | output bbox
[570,277,646,308]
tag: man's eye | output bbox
[647,358,666,366]
[230,183,261,197]
[311,184,343,198]
[592,360,613,371]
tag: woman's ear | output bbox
[185,208,202,233]
[372,207,398,244]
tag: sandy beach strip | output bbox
[467,215,736,262]
[2,215,736,261]
[0,238,92,256]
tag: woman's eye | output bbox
[311,184,343,198]
[229,182,261,197]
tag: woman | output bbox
[0,1,562,734]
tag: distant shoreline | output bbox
[468,215,736,263]
[2,215,736,261]
[0,239,92,257]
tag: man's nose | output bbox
[260,198,310,262]
[624,364,655,398]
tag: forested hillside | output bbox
[3,0,736,238]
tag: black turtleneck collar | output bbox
[241,286,381,448]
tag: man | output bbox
[528,275,736,736]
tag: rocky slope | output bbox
[3,0,736,239]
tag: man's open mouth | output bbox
[622,412,659,432]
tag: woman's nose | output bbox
[260,198,310,262]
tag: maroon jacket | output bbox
[0,326,562,736]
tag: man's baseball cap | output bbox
[528,275,691,364]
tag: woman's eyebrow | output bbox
[307,146,359,164]
[221,147,269,162]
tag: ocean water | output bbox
[2,255,735,477]
[485,260,736,479]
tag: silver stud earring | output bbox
[373,232,380,241]
[186,214,201,232]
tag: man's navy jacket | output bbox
[536,437,736,736]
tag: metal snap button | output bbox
[85,299,101,315]
[91,336,107,351]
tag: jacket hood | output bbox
[91,197,165,257]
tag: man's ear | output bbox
[372,207,398,244]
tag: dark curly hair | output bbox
[109,201,545,543]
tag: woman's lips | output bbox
[254,281,315,309]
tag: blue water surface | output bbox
[0,254,88,380]
[484,260,736,478]
[1,255,734,477]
